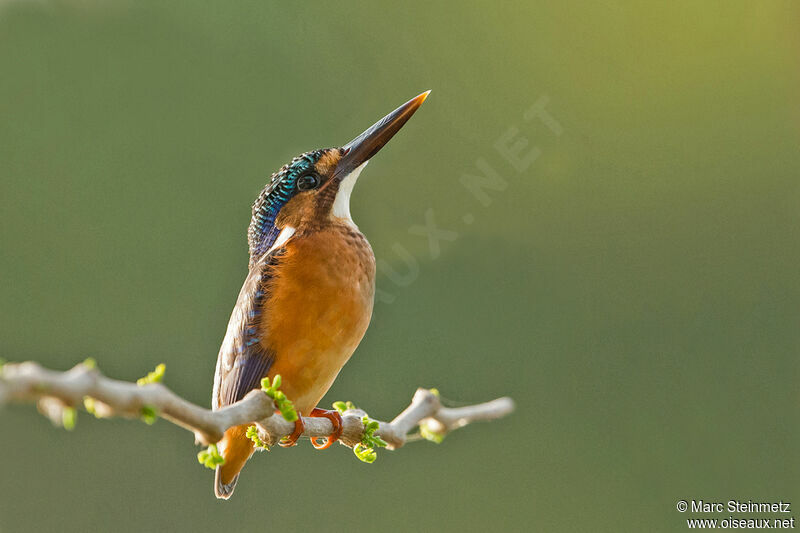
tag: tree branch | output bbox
[0,360,514,452]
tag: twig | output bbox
[0,360,514,450]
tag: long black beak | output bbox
[333,90,430,180]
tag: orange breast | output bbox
[260,223,375,414]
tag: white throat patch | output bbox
[267,225,296,254]
[332,161,368,224]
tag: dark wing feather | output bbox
[212,249,284,409]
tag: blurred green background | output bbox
[1,1,798,531]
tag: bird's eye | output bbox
[296,173,319,191]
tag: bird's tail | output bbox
[213,425,255,500]
[214,467,239,500]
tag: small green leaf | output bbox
[140,405,158,425]
[419,421,445,444]
[197,443,225,470]
[82,357,97,370]
[62,407,77,431]
[429,388,440,397]
[246,425,270,450]
[332,400,357,414]
[83,396,102,418]
[353,443,377,463]
[137,363,166,386]
[350,415,387,463]
[279,402,298,422]
[259,375,297,422]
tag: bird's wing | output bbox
[212,249,284,409]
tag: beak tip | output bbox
[336,90,431,178]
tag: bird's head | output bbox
[247,91,430,259]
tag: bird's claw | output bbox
[278,411,305,447]
[309,408,344,450]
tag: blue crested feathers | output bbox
[247,150,323,258]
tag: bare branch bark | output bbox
[0,360,515,451]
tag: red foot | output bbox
[308,408,343,450]
[278,411,305,448]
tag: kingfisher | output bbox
[211,91,430,499]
